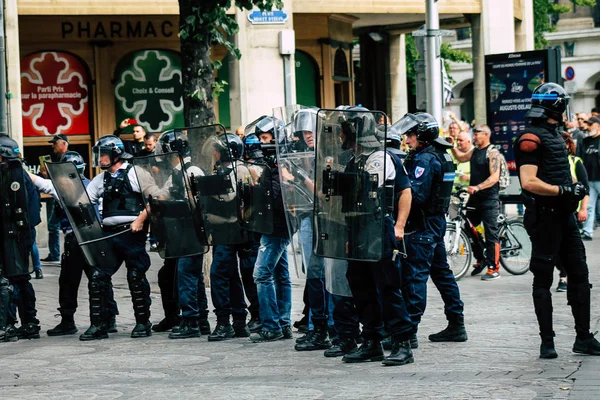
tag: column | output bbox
[388,33,408,123]
[514,0,534,51]
[482,0,515,54]
[5,0,22,147]
[471,14,487,125]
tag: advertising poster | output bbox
[114,49,184,133]
[485,51,547,175]
[21,52,90,137]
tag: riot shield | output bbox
[133,152,207,258]
[324,258,353,297]
[273,104,319,277]
[185,125,246,245]
[313,108,388,262]
[0,160,33,277]
[46,162,118,269]
[237,160,274,234]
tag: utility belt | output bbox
[103,224,131,234]
[529,204,572,216]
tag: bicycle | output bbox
[444,188,532,280]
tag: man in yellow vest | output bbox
[453,132,472,190]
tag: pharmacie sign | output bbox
[114,50,184,133]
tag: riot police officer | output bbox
[0,135,41,341]
[80,135,153,340]
[514,83,600,357]
[29,151,120,336]
[395,113,467,346]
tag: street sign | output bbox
[248,10,288,25]
[565,66,575,81]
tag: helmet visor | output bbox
[293,110,317,135]
[392,114,419,136]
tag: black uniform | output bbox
[514,121,593,345]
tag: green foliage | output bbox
[534,0,596,49]
[179,0,284,60]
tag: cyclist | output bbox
[451,124,502,281]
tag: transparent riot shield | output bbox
[46,162,119,269]
[324,258,353,297]
[273,104,319,277]
[185,125,246,245]
[133,152,207,258]
[0,160,33,277]
[313,108,388,262]
[237,160,274,234]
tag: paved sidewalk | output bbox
[1,240,599,399]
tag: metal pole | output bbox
[282,54,293,106]
[0,0,8,135]
[425,0,443,124]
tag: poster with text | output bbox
[114,49,184,134]
[21,52,90,137]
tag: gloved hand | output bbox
[558,182,586,202]
[292,166,310,183]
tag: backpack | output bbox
[486,145,510,191]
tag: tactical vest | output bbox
[169,161,192,200]
[514,124,571,208]
[407,146,455,216]
[342,157,379,214]
[102,164,144,219]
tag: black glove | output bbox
[291,167,310,183]
[558,182,586,202]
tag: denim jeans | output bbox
[583,180,600,237]
[46,200,61,259]
[253,234,292,333]
[177,254,206,319]
[30,229,40,271]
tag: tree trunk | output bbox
[179,0,216,127]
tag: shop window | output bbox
[114,49,184,133]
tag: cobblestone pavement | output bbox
[1,238,599,400]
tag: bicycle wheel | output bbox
[499,221,531,275]
[444,226,472,281]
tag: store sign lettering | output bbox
[61,21,174,39]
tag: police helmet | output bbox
[60,151,86,175]
[255,116,277,140]
[92,135,130,169]
[293,109,318,138]
[339,106,379,150]
[243,133,263,160]
[159,129,190,157]
[0,135,21,160]
[393,112,439,144]
[525,83,570,121]
[217,133,244,161]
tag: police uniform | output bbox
[82,162,153,340]
[403,142,466,342]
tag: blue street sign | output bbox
[248,10,288,25]
[565,66,575,81]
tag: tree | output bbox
[533,0,596,49]
[178,0,283,126]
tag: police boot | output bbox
[248,316,262,333]
[573,333,600,356]
[539,334,558,359]
[1,324,18,342]
[208,323,235,342]
[106,315,118,333]
[382,338,414,366]
[342,339,384,363]
[127,270,152,338]
[0,277,15,342]
[152,315,181,332]
[324,337,358,357]
[429,314,468,343]
[295,321,331,351]
[233,319,251,338]
[16,322,41,340]
[168,318,200,339]
[295,331,315,344]
[80,272,109,341]
[47,315,78,336]
[199,318,212,335]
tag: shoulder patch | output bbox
[518,133,541,153]
[415,166,425,179]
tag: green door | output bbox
[295,51,320,107]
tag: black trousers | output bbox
[58,233,118,318]
[524,206,590,338]
[157,258,179,320]
[466,197,500,269]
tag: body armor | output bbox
[102,164,144,219]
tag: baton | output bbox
[79,228,132,246]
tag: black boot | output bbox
[295,331,315,344]
[106,315,118,333]
[429,314,468,343]
[16,322,41,340]
[1,324,18,342]
[248,316,262,333]
[324,337,357,357]
[79,324,108,341]
[540,335,558,359]
[382,338,414,366]
[295,322,332,351]
[573,333,600,355]
[168,319,200,339]
[208,323,235,342]
[384,333,418,349]
[233,320,250,338]
[131,322,152,338]
[342,339,384,363]
[293,315,309,333]
[47,316,78,336]
[199,318,212,335]
[152,316,181,332]
[81,271,109,341]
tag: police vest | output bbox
[342,157,380,214]
[515,124,571,208]
[102,164,144,219]
[409,145,455,216]
[169,161,191,200]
